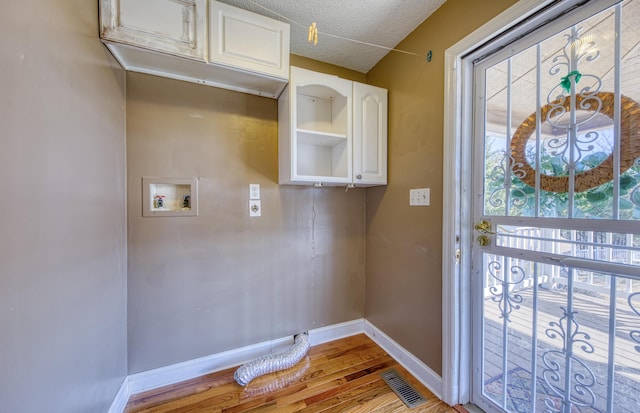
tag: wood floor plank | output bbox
[125,369,237,412]
[302,367,389,408]
[266,356,396,412]
[343,391,402,413]
[124,334,461,413]
[308,381,394,413]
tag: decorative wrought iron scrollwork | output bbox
[486,150,530,208]
[509,153,527,180]
[509,24,640,194]
[487,261,525,321]
[511,24,616,193]
[548,27,601,101]
[629,292,640,353]
[487,150,507,208]
[542,306,597,412]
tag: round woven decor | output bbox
[510,91,640,193]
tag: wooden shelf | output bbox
[296,129,347,147]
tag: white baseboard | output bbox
[364,320,443,400]
[127,336,290,396]
[107,376,130,413]
[108,318,443,413]
[308,319,365,346]
[125,319,365,397]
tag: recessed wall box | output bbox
[142,177,198,217]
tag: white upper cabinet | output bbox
[99,0,290,98]
[100,0,207,60]
[353,83,388,186]
[209,1,289,80]
[279,67,387,187]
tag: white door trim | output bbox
[441,0,568,405]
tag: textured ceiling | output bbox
[215,0,447,73]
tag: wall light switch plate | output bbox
[249,200,261,217]
[249,184,260,200]
[410,188,430,206]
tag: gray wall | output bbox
[126,72,366,373]
[0,1,127,412]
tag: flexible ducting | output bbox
[242,358,310,396]
[234,332,310,386]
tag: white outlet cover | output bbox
[410,188,430,206]
[249,184,260,200]
[249,200,261,217]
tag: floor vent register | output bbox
[380,369,427,409]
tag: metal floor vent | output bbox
[380,369,427,409]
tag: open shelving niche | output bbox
[294,83,351,182]
[142,177,198,217]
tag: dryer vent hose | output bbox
[234,332,310,386]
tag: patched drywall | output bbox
[126,72,366,373]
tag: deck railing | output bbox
[484,227,640,298]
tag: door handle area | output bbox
[474,220,496,234]
[477,235,491,246]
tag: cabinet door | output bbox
[100,0,206,60]
[209,1,290,80]
[353,82,387,186]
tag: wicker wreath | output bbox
[510,91,640,193]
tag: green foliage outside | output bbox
[483,137,640,220]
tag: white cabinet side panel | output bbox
[278,84,293,184]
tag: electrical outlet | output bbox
[249,184,260,200]
[410,188,430,206]
[249,200,261,217]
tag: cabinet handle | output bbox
[356,174,362,180]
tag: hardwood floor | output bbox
[125,334,466,413]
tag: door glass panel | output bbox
[474,1,640,412]
[482,0,640,221]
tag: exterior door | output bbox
[471,1,640,412]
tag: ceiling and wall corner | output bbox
[215,0,447,73]
[289,54,366,83]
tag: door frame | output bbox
[440,0,600,406]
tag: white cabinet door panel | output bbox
[353,83,387,186]
[209,0,289,79]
